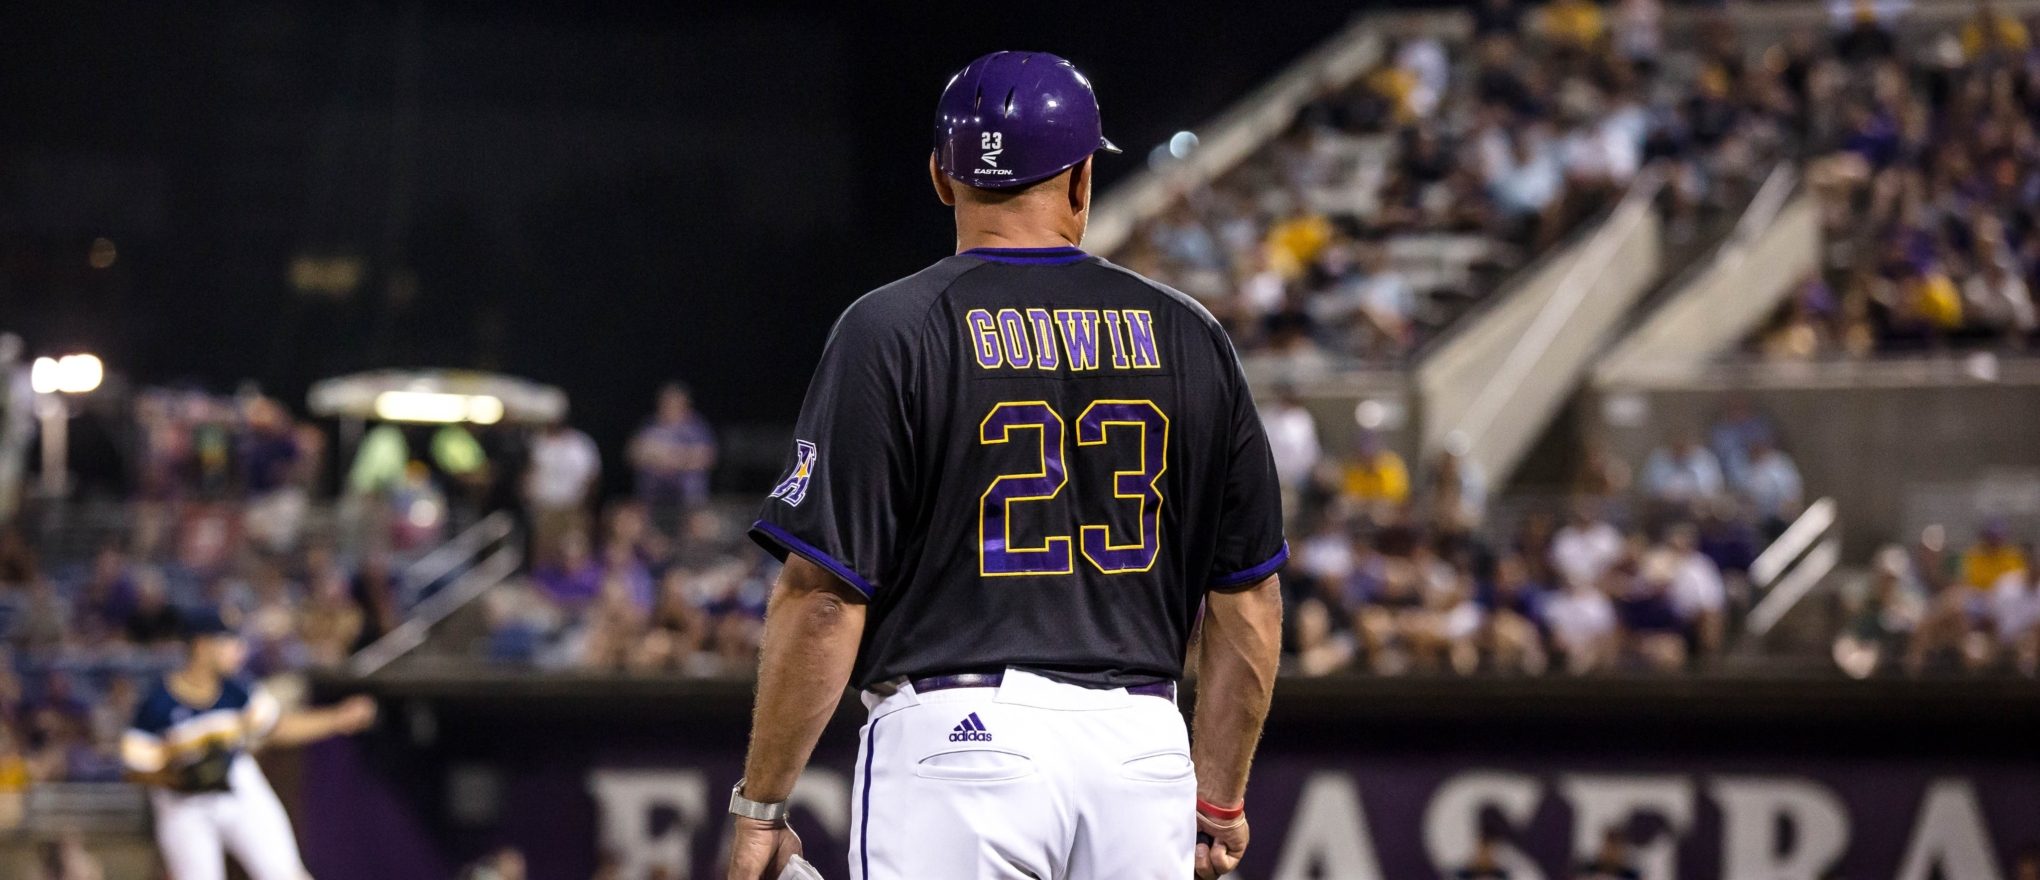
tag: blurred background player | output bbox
[121,611,377,880]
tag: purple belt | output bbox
[909,671,1176,701]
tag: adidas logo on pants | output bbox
[949,712,994,742]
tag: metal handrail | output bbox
[350,541,522,677]
[1750,497,1838,588]
[1747,539,1842,638]
[1727,163,1799,245]
[1595,162,1808,383]
[1744,497,1842,638]
[397,510,515,606]
[1447,168,1666,450]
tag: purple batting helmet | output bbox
[934,51,1121,190]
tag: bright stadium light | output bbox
[31,354,104,394]
[29,358,59,394]
[30,352,104,499]
[373,390,506,424]
[466,394,506,425]
[57,354,102,393]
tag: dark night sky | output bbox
[0,0,1413,487]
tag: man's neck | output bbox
[954,228,1080,253]
[951,200,1083,253]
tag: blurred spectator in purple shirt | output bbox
[237,397,299,496]
[1481,553,1550,674]
[629,384,717,530]
[1697,500,1759,577]
[239,396,307,554]
[533,530,604,612]
[74,546,135,639]
[598,539,656,615]
[122,571,183,646]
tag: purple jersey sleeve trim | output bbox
[748,520,878,599]
[1211,541,1289,588]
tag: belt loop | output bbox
[862,676,921,716]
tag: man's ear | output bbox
[931,153,958,207]
[1067,156,1093,215]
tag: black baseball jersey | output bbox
[751,244,1286,689]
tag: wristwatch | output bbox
[729,778,791,823]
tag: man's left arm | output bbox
[726,555,868,879]
[730,297,915,879]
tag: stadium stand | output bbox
[6,5,2040,875]
[1108,1,1784,375]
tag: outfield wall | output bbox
[294,675,2040,880]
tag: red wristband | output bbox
[1196,797,1245,820]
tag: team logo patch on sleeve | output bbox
[768,440,818,506]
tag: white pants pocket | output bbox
[914,749,1036,783]
[1118,750,1194,783]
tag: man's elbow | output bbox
[789,587,856,632]
[771,555,869,632]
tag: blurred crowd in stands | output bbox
[482,382,778,674]
[1757,0,2040,357]
[1271,392,1803,678]
[1836,519,2040,678]
[0,385,394,794]
[0,379,757,793]
[1119,0,1786,371]
[8,4,2040,814]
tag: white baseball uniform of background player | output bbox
[122,613,376,880]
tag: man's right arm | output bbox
[1191,573,1283,878]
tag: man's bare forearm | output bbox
[1191,575,1283,805]
[739,555,869,803]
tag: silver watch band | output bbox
[729,779,791,823]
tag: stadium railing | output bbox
[1415,169,1665,484]
[1239,169,1672,486]
[349,511,522,677]
[1744,497,1843,644]
[1596,164,1818,385]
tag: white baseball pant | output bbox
[849,668,1196,879]
[150,755,310,880]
